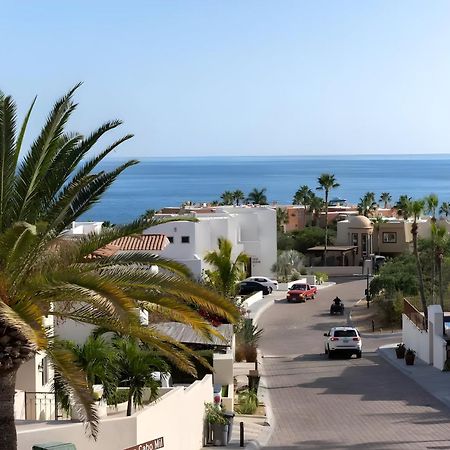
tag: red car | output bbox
[286,283,317,303]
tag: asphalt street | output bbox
[257,279,450,450]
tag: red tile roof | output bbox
[90,234,168,258]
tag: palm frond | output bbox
[47,342,99,439]
[14,84,81,222]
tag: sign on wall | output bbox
[124,437,164,450]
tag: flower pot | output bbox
[405,353,415,365]
[395,347,406,359]
[211,423,229,446]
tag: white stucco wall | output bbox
[17,375,213,450]
[402,314,430,363]
[147,207,277,279]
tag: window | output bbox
[181,236,190,243]
[383,232,397,243]
[40,357,49,385]
[334,330,357,337]
[167,236,174,243]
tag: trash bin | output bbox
[32,443,76,450]
[223,410,235,443]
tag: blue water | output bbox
[81,155,450,224]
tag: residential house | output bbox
[146,205,277,279]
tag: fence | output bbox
[403,298,426,330]
[24,392,70,421]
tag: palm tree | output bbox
[113,338,168,416]
[411,199,428,327]
[379,192,392,209]
[425,194,439,302]
[0,86,239,449]
[372,216,386,255]
[357,192,377,217]
[220,191,234,205]
[204,237,250,298]
[432,223,447,312]
[276,207,288,232]
[232,190,245,206]
[316,173,340,263]
[308,194,324,226]
[246,188,268,205]
[293,185,313,206]
[439,202,450,218]
[395,195,412,219]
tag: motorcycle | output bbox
[330,300,344,315]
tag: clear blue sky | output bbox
[2,1,450,157]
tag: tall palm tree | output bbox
[276,207,288,232]
[316,173,340,263]
[204,237,249,298]
[293,185,313,206]
[220,191,234,205]
[379,192,392,209]
[431,223,447,312]
[425,194,439,302]
[308,194,324,226]
[232,190,245,206]
[439,202,450,218]
[246,188,268,205]
[372,216,386,255]
[411,199,428,327]
[0,86,239,449]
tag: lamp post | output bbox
[366,267,370,308]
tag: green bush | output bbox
[314,272,328,284]
[106,388,129,406]
[376,291,403,326]
[236,390,259,414]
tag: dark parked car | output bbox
[238,281,270,295]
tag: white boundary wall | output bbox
[402,305,447,370]
[17,375,213,450]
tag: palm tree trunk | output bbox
[438,253,444,312]
[126,390,133,416]
[412,223,428,328]
[324,191,328,264]
[0,369,18,450]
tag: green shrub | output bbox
[236,390,259,414]
[314,272,328,284]
[376,291,403,325]
[300,267,308,275]
[106,388,129,406]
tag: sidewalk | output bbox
[378,344,450,410]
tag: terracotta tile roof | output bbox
[90,234,169,258]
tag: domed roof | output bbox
[348,215,373,228]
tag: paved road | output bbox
[258,279,450,449]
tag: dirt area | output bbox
[350,299,401,333]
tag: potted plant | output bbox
[205,402,228,447]
[395,343,406,359]
[405,348,416,365]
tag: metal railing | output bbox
[24,392,70,421]
[404,298,426,330]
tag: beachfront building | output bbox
[145,205,277,279]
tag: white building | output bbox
[145,206,277,279]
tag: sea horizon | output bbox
[82,154,450,224]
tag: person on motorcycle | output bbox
[333,296,342,306]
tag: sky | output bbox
[2,1,450,157]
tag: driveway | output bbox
[257,279,450,449]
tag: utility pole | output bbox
[366,267,370,308]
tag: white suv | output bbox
[244,276,278,293]
[324,326,362,359]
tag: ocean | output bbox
[81,155,450,224]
